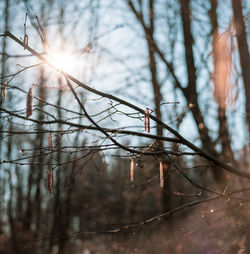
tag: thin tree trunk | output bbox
[0,0,9,154]
[0,0,9,224]
[146,0,163,138]
[232,0,250,248]
[48,77,63,253]
[7,153,20,253]
[34,68,46,239]
[231,0,250,131]
[49,8,65,249]
[128,0,163,138]
[179,0,228,183]
[179,0,213,149]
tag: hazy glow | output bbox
[48,50,76,73]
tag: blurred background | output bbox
[0,0,249,253]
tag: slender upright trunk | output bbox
[34,68,46,238]
[49,7,64,251]
[179,0,228,183]
[0,0,9,238]
[232,0,250,247]
[8,172,20,254]
[179,0,213,149]
[128,0,174,211]
[48,77,63,253]
[0,0,9,224]
[147,0,163,138]
[231,0,250,132]
[0,0,9,155]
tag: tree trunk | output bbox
[179,0,212,149]
[0,0,9,224]
[179,0,227,183]
[231,0,250,132]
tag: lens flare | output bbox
[47,50,76,73]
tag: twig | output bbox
[3,31,250,179]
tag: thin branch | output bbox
[3,31,250,179]
[0,106,179,144]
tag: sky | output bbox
[1,0,249,160]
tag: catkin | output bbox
[159,161,164,188]
[48,133,53,149]
[1,82,7,100]
[144,108,150,133]
[24,34,28,49]
[26,85,33,118]
[47,170,54,193]
[130,158,134,182]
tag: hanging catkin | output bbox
[144,108,150,133]
[130,158,134,182]
[48,133,53,149]
[26,85,33,118]
[159,161,164,188]
[1,82,7,100]
[24,34,28,49]
[47,170,54,193]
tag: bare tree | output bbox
[0,0,250,253]
[231,0,250,130]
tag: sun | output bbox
[47,50,76,73]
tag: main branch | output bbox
[2,31,250,179]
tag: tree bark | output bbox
[179,0,227,182]
[0,0,9,235]
[128,0,163,138]
[179,0,213,150]
[231,0,250,131]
